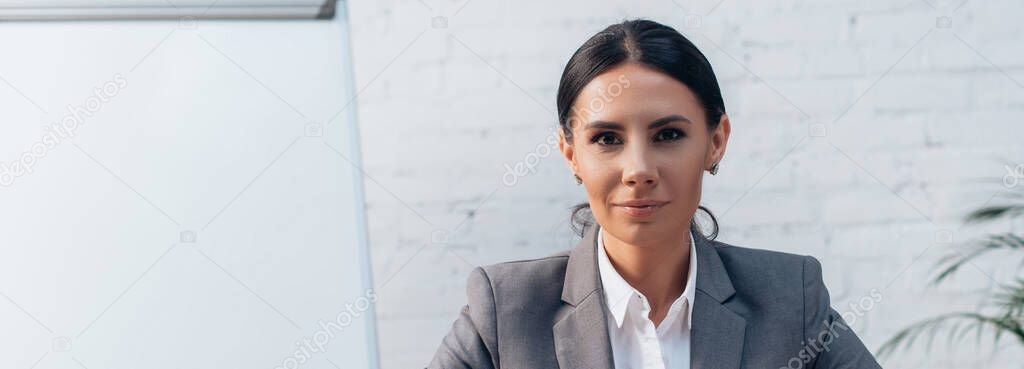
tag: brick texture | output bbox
[347,0,1024,367]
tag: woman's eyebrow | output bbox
[584,114,693,130]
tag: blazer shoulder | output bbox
[469,250,570,306]
[709,239,820,296]
[478,250,570,285]
[712,238,813,273]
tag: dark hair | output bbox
[556,18,724,240]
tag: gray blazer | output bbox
[428,223,882,369]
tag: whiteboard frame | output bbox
[336,1,381,368]
[0,0,335,20]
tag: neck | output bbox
[602,226,692,318]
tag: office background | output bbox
[347,0,1024,368]
[2,1,1022,368]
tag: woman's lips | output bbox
[617,203,666,218]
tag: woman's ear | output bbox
[558,129,577,174]
[708,113,731,168]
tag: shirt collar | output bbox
[596,224,698,330]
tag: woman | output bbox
[428,19,881,369]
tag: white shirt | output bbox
[596,225,697,369]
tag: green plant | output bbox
[877,191,1024,358]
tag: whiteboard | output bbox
[0,2,379,369]
[0,0,335,20]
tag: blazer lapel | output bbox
[552,223,615,369]
[552,222,748,369]
[690,227,747,369]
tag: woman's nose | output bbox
[621,145,658,187]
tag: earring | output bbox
[709,162,720,175]
[574,174,582,185]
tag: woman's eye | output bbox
[590,129,684,146]
[591,132,621,146]
[656,129,685,142]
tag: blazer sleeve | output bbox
[427,266,499,369]
[802,255,883,369]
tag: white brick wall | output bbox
[346,0,1024,367]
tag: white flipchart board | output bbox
[0,2,379,368]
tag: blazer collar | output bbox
[560,222,737,306]
[555,221,746,369]
[596,225,698,329]
[553,222,614,369]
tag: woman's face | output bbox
[559,62,730,247]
